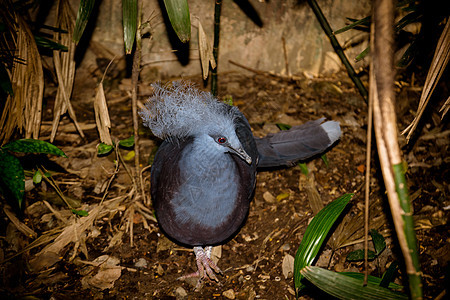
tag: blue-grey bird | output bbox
[139,81,340,287]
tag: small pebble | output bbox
[175,286,187,298]
[134,258,148,268]
[222,289,236,299]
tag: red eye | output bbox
[217,137,227,144]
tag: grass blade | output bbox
[73,0,96,43]
[294,193,353,293]
[301,266,408,300]
[163,0,191,43]
[123,0,137,54]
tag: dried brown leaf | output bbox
[299,172,324,215]
[94,82,113,145]
[198,20,216,80]
[4,205,37,238]
[80,255,122,290]
[282,253,294,279]
[51,0,84,142]
[402,21,450,141]
[0,14,43,143]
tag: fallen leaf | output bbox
[282,253,294,279]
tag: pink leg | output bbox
[178,246,223,289]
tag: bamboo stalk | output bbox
[371,0,422,298]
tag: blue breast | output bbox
[151,137,253,247]
[173,144,239,229]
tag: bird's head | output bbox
[208,129,252,165]
[140,81,252,165]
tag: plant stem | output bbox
[371,0,422,298]
[211,0,222,97]
[131,1,142,198]
[307,0,368,103]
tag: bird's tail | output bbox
[255,118,341,168]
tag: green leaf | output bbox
[301,266,408,300]
[73,0,96,43]
[118,135,135,148]
[334,16,371,35]
[298,162,309,176]
[397,39,419,68]
[395,10,421,32]
[222,95,233,106]
[123,0,137,54]
[39,24,69,34]
[0,150,25,208]
[294,193,353,293]
[123,150,135,161]
[341,272,403,290]
[71,209,89,216]
[380,262,399,288]
[163,0,191,43]
[34,36,68,51]
[0,63,13,96]
[355,46,370,62]
[276,123,292,131]
[321,154,329,167]
[346,249,376,261]
[33,170,43,184]
[370,229,386,255]
[97,143,114,155]
[2,139,67,157]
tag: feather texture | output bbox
[139,81,238,142]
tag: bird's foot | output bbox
[178,246,223,289]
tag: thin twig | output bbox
[211,0,223,96]
[229,60,303,81]
[39,166,73,210]
[131,1,143,200]
[282,36,290,76]
[364,40,374,284]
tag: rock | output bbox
[175,286,187,299]
[134,258,148,268]
[223,289,236,299]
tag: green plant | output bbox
[0,139,67,209]
[334,0,446,68]
[346,229,386,262]
[97,135,135,156]
[293,193,408,299]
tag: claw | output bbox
[178,246,222,288]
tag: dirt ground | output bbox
[0,71,448,299]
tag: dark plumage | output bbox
[140,81,340,287]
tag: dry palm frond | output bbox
[198,20,216,80]
[50,0,85,142]
[402,20,450,141]
[0,11,44,144]
[439,96,450,119]
[94,59,115,145]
